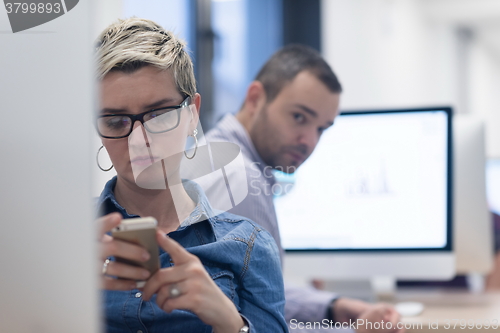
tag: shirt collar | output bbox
[97,176,215,228]
[217,113,275,180]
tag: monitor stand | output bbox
[324,276,396,301]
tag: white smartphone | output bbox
[111,217,160,284]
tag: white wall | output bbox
[212,0,248,119]
[468,40,500,157]
[123,0,190,41]
[322,0,459,110]
[94,0,123,37]
[321,0,500,158]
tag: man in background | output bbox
[201,45,403,332]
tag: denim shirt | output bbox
[97,177,288,333]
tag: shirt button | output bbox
[135,292,142,298]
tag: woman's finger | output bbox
[155,277,236,328]
[97,212,122,237]
[101,276,137,291]
[156,231,195,265]
[103,260,151,281]
[142,265,189,301]
[101,238,150,262]
[155,279,190,310]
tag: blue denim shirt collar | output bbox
[97,176,217,234]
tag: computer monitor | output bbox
[486,158,500,216]
[0,3,99,332]
[275,107,455,284]
[453,115,493,275]
[486,157,500,255]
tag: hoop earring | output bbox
[184,129,198,160]
[97,145,114,172]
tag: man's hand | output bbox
[356,303,404,333]
[333,298,404,333]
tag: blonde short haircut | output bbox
[95,17,196,97]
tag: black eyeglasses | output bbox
[97,96,191,139]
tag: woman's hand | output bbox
[98,213,152,290]
[142,231,245,333]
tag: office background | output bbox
[93,0,500,216]
[1,1,499,331]
[94,0,500,155]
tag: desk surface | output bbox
[397,290,500,332]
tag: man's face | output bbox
[249,70,340,173]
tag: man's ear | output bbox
[244,81,266,116]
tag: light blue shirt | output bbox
[204,114,338,326]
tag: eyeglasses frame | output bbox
[97,95,192,139]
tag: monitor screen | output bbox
[275,108,452,251]
[486,159,500,216]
